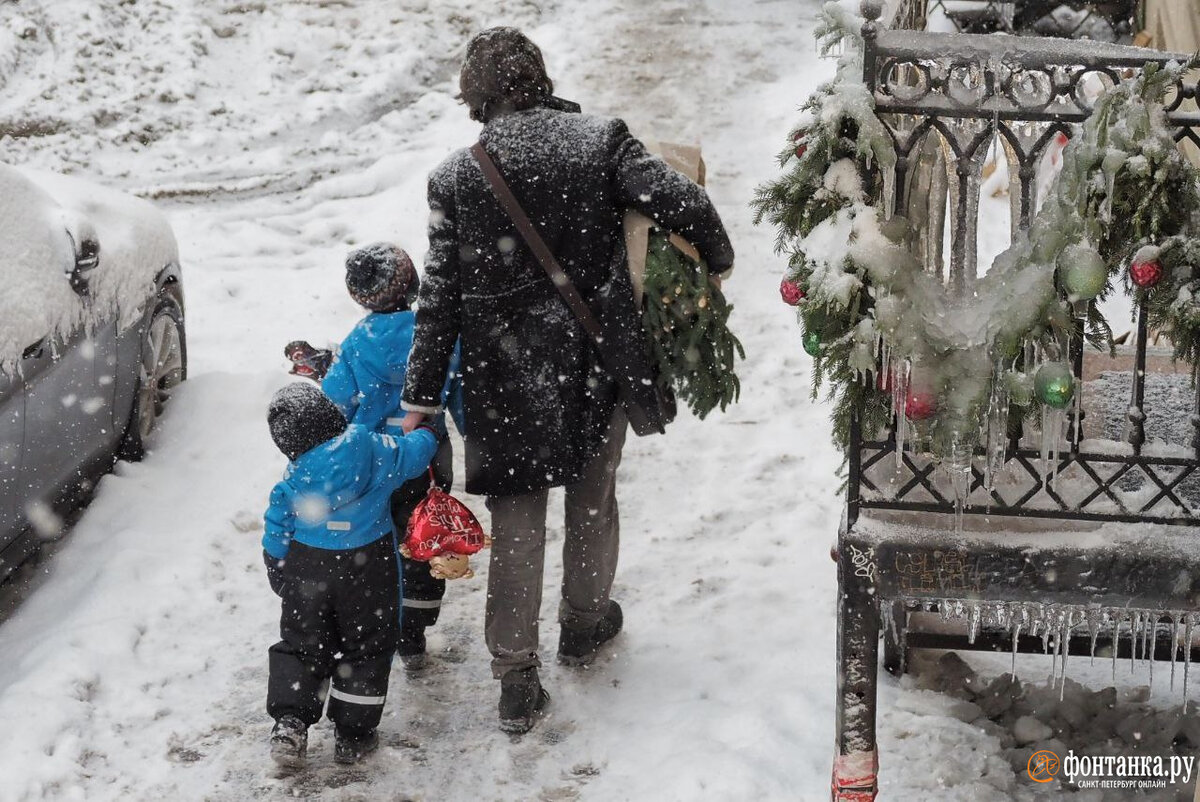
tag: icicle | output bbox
[882,164,896,220]
[1132,611,1142,674]
[878,335,889,387]
[1148,614,1158,692]
[968,603,981,645]
[1180,613,1193,706]
[893,361,910,471]
[1011,616,1022,675]
[984,360,1010,492]
[1111,611,1120,682]
[1071,379,1083,449]
[1088,606,1101,666]
[1051,411,1062,493]
[1052,622,1063,688]
[1039,405,1067,488]
[1060,611,1074,696]
[946,431,971,535]
[1171,612,1180,692]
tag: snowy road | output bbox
[0,1,1191,800]
[0,1,842,799]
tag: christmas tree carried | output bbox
[625,142,744,420]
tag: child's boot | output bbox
[334,728,379,764]
[269,715,308,768]
[397,618,427,672]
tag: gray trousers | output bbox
[484,408,628,679]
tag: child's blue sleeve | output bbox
[262,481,296,560]
[373,429,439,488]
[441,340,466,435]
[322,337,360,419]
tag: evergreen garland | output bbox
[642,230,745,419]
[752,3,1200,459]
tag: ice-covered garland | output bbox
[753,3,1200,479]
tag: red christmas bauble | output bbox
[1129,257,1164,288]
[780,277,806,306]
[793,129,808,160]
[904,388,938,421]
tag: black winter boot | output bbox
[498,667,550,734]
[557,600,623,667]
[334,729,379,765]
[269,715,308,768]
[397,619,427,672]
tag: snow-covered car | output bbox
[0,164,186,579]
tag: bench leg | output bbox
[882,599,907,676]
[833,544,880,801]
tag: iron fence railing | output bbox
[847,6,1200,528]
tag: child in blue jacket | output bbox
[320,243,463,671]
[262,382,441,767]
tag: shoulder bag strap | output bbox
[470,142,607,343]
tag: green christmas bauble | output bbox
[1058,243,1108,301]
[1034,362,1074,409]
[802,330,822,357]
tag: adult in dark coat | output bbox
[401,27,733,733]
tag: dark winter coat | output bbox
[402,105,734,497]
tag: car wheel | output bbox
[118,296,186,461]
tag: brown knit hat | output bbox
[459,27,553,123]
[344,243,418,312]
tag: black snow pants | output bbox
[266,537,400,736]
[391,438,453,637]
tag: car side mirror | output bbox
[65,228,100,297]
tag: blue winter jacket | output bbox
[322,310,464,436]
[262,424,438,559]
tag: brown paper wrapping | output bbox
[623,141,705,306]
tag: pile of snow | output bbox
[882,650,1200,800]
[0,0,544,196]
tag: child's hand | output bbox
[400,410,428,433]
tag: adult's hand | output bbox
[400,410,428,434]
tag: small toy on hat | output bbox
[345,242,420,312]
[401,477,490,580]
